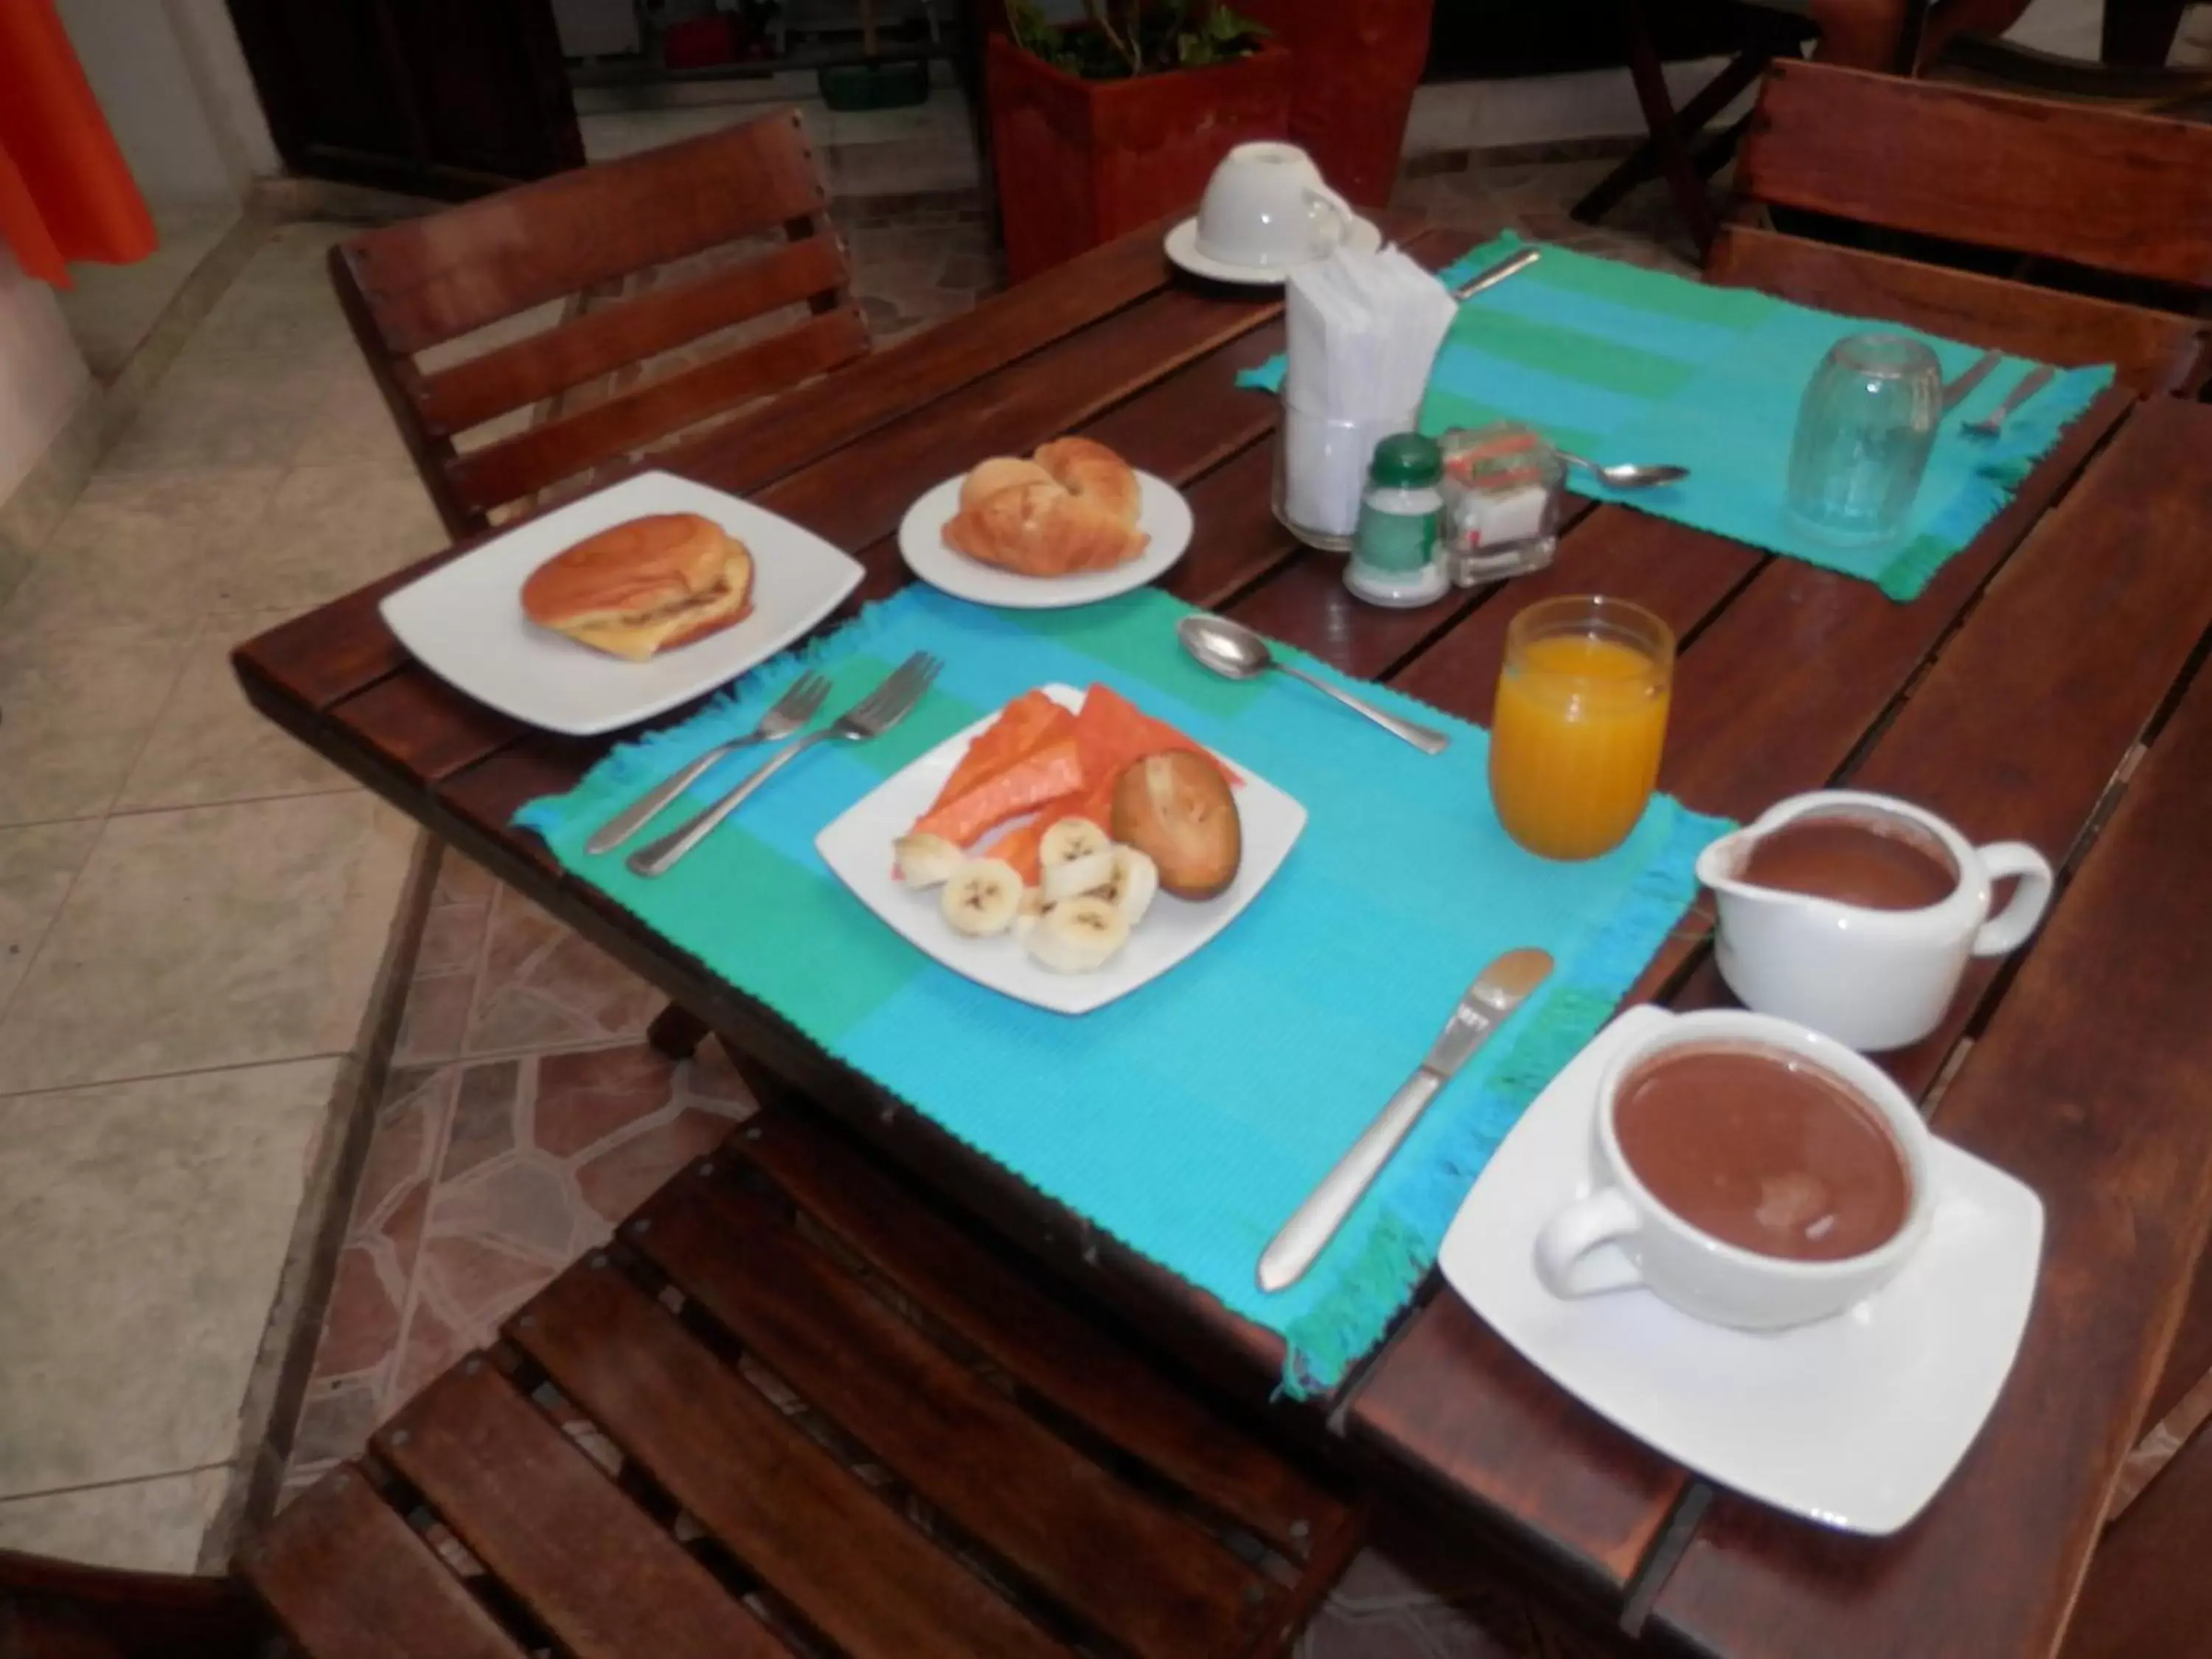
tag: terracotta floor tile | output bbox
[414,901,489,978]
[434,850,497,907]
[292,1377,380,1467]
[312,1243,405,1380]
[393,971,474,1066]
[534,1043,680,1158]
[349,1065,453,1234]
[466,924,663,1053]
[442,1057,522,1181]
[389,1295,472,1419]
[682,1039,757,1105]
[576,1105,746,1222]
[418,1234,563,1332]
[430,1155,580,1263]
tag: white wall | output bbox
[55,0,278,207]
[0,249,92,504]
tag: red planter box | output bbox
[1241,0,1436,211]
[986,33,1293,285]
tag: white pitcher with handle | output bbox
[1694,790,2053,1052]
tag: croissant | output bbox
[943,437,1150,577]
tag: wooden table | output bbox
[234,220,2212,1659]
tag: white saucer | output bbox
[896,469,1192,610]
[1164,215,1385,286]
[1438,1005,2045,1536]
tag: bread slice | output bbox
[521,514,754,661]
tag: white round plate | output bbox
[1163,215,1385,286]
[897,469,1193,610]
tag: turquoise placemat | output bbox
[516,585,1728,1393]
[1239,231,2115,600]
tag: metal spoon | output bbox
[1559,451,1688,489]
[1176,613,1450,755]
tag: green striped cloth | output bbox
[1241,232,2114,599]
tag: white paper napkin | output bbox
[1280,247,1459,538]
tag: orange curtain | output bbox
[0,0,156,285]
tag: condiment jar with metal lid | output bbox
[1347,433,1448,608]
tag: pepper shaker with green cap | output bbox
[1347,433,1448,608]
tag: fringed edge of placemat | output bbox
[1273,798,1724,1399]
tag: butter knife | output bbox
[1257,947,1555,1293]
[1941,348,2003,414]
[1450,246,1541,301]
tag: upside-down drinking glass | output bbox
[1786,333,1942,548]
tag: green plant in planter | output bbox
[1006,0,1270,79]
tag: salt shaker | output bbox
[1439,422,1567,585]
[1346,434,1448,608]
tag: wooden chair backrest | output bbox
[1705,223,2211,394]
[1736,60,2212,292]
[0,1546,257,1658]
[332,109,866,537]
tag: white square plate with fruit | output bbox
[815,684,1306,1014]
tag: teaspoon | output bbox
[1559,451,1689,490]
[1177,613,1450,755]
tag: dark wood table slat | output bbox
[732,1107,1349,1559]
[632,1166,1273,1659]
[509,1259,1073,1659]
[1343,389,2134,1595]
[241,1466,530,1659]
[375,1364,789,1659]
[1652,605,2212,1659]
[1673,394,2212,1104]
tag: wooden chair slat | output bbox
[731,1109,1350,1559]
[417,236,852,436]
[1738,60,2212,289]
[445,303,869,521]
[1708,223,2211,394]
[632,1165,1275,1659]
[509,1260,1074,1659]
[241,1467,529,1659]
[1647,395,2212,1659]
[376,1364,790,1659]
[338,111,828,354]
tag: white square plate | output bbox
[1439,1005,2045,1536]
[380,470,863,736]
[815,684,1305,1015]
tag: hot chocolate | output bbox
[1614,1041,1913,1262]
[1738,810,1956,911]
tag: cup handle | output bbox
[1302,182,1357,246]
[1971,841,2054,956]
[1534,1187,1644,1298]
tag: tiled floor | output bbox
[55,203,242,383]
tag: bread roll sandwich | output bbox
[521,513,754,661]
[942,437,1149,578]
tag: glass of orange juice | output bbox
[1489,596,1674,860]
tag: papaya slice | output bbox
[911,739,1085,849]
[1074,683,1236,790]
[928,690,1072,814]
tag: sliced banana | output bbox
[1015,885,1044,939]
[1024,894,1130,973]
[939,858,1023,937]
[1041,846,1116,904]
[1093,844,1159,928]
[894,832,965,888]
[1039,817,1110,871]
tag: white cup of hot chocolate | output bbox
[1534,1010,1934,1331]
[1695,790,2054,1052]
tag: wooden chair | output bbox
[0,1551,256,1659]
[235,1098,1368,1659]
[332,108,869,540]
[1571,0,1820,257]
[1707,59,2212,393]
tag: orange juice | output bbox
[1489,600,1674,860]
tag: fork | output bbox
[1964,365,2055,440]
[626,652,942,878]
[585,671,832,855]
